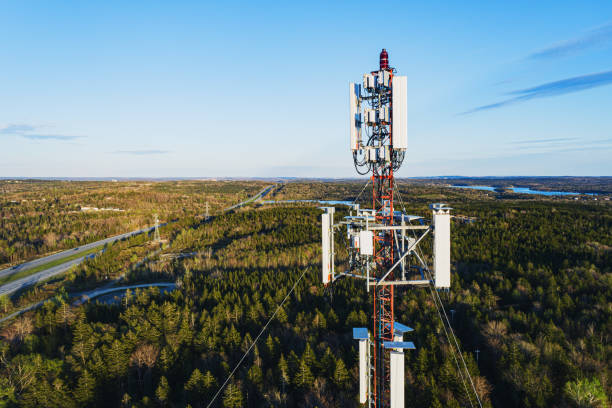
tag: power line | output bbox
[394,181,482,407]
[352,178,371,205]
[421,261,477,408]
[394,184,474,406]
[425,267,483,407]
[153,214,161,243]
[206,267,310,408]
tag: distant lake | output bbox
[450,185,594,196]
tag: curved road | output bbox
[0,282,176,324]
[73,282,176,305]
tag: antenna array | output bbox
[322,49,452,408]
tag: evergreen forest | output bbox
[0,180,610,408]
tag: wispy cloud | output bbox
[528,23,612,60]
[464,70,612,114]
[510,137,577,145]
[0,124,36,134]
[509,137,579,152]
[505,137,612,154]
[509,70,612,98]
[111,150,170,155]
[0,123,82,141]
[21,134,82,141]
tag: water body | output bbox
[451,185,593,196]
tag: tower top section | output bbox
[379,48,389,70]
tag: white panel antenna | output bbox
[359,340,368,403]
[431,203,451,288]
[359,230,373,255]
[378,106,390,123]
[390,350,404,408]
[353,328,369,404]
[363,73,376,90]
[378,70,390,88]
[392,76,408,151]
[364,108,377,126]
[321,212,332,284]
[349,83,362,151]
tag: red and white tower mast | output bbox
[321,49,451,408]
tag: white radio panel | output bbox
[433,210,450,288]
[359,230,373,255]
[321,213,331,284]
[349,83,362,151]
[378,106,390,123]
[364,108,377,125]
[359,339,368,403]
[378,70,390,88]
[390,350,405,408]
[392,76,408,150]
[363,73,375,90]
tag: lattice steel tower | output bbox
[153,214,161,243]
[321,49,452,408]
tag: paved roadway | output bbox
[0,227,156,297]
[0,282,176,324]
[224,185,275,211]
[0,227,155,280]
[73,282,176,305]
[0,255,86,297]
[0,185,274,298]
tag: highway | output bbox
[0,227,157,297]
[0,256,87,297]
[0,227,154,280]
[224,185,276,211]
[0,185,274,299]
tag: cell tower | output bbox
[321,49,452,407]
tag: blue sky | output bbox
[1,1,611,177]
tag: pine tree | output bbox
[74,370,95,405]
[431,396,443,408]
[302,343,317,373]
[228,325,241,350]
[321,347,336,377]
[276,307,288,324]
[294,358,314,388]
[278,354,290,392]
[71,317,95,365]
[248,364,263,387]
[203,370,217,389]
[0,294,12,314]
[185,368,207,404]
[222,382,243,408]
[265,334,277,360]
[333,358,350,388]
[155,376,170,406]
